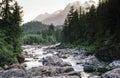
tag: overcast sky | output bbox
[17,0,98,23]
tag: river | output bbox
[22,43,91,78]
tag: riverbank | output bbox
[0,44,120,78]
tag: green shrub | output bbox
[0,32,17,66]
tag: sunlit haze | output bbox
[17,0,98,23]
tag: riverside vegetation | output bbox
[0,0,22,66]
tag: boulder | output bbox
[84,64,108,73]
[83,55,108,73]
[17,53,25,63]
[9,64,26,70]
[4,65,9,69]
[97,66,109,73]
[0,76,3,78]
[42,55,63,66]
[83,55,100,66]
[84,65,96,72]
[109,60,120,69]
[0,68,26,78]
[60,66,74,73]
[101,68,120,78]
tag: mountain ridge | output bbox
[33,0,97,25]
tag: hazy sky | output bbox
[17,0,98,23]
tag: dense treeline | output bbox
[22,21,48,35]
[0,0,22,66]
[63,0,120,51]
[22,21,63,45]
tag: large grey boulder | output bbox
[83,55,100,72]
[83,55,100,66]
[83,55,108,73]
[0,68,26,78]
[42,55,63,66]
[101,68,120,78]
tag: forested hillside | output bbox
[22,21,63,45]
[22,21,48,35]
[62,0,120,51]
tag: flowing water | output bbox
[22,43,91,78]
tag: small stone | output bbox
[4,65,9,69]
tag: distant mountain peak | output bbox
[33,0,97,26]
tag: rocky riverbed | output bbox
[0,43,120,78]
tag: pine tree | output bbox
[11,1,23,54]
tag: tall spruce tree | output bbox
[11,1,22,54]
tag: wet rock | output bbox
[9,64,26,70]
[84,65,96,72]
[0,67,4,70]
[88,75,101,78]
[60,62,72,67]
[60,55,68,59]
[27,66,60,77]
[83,55,108,73]
[101,68,120,78]
[82,56,98,72]
[0,68,26,78]
[65,71,80,77]
[27,66,77,77]
[43,52,48,55]
[97,66,109,73]
[60,66,74,73]
[4,65,9,69]
[10,77,23,78]
[83,55,100,65]
[32,76,42,78]
[17,52,25,63]
[33,56,39,59]
[42,55,63,66]
[44,76,80,78]
[109,60,120,69]
[38,59,43,62]
[0,67,4,71]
